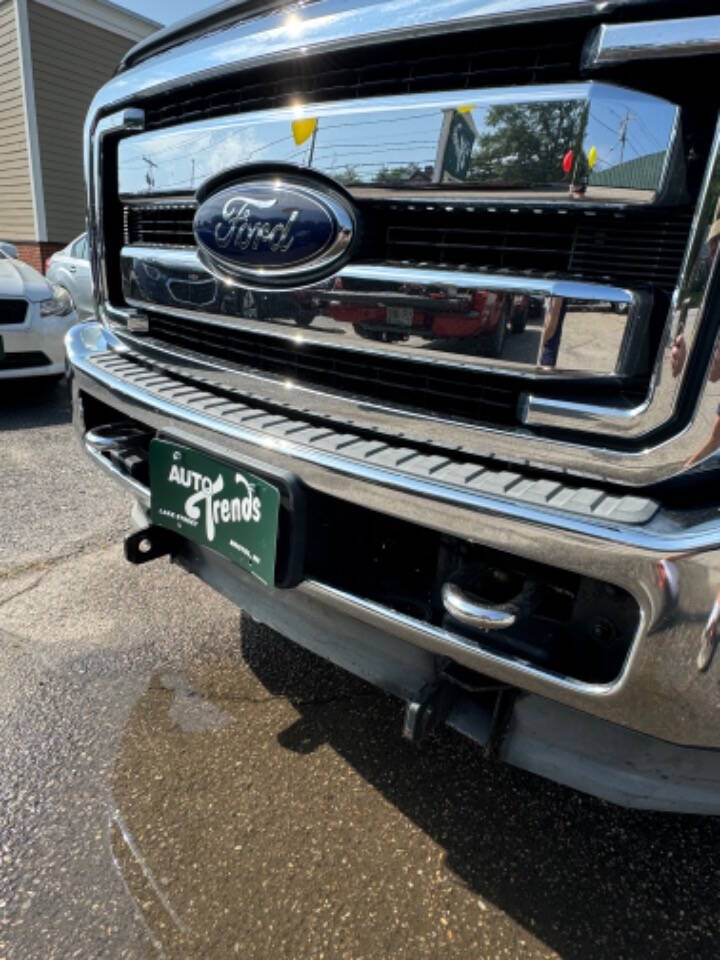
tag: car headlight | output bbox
[39,284,73,317]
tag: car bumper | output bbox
[67,321,720,812]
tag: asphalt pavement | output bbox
[2,378,720,959]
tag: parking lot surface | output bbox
[2,380,720,959]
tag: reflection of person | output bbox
[670,324,687,378]
[539,296,565,367]
[672,201,720,380]
[570,150,590,199]
[698,588,720,671]
[684,340,720,468]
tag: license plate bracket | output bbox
[150,438,306,587]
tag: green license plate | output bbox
[150,439,281,585]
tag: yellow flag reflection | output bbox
[292,117,318,146]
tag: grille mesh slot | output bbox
[147,313,522,426]
[125,203,693,294]
[141,24,584,130]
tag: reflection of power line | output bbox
[141,155,158,190]
[319,110,439,130]
[311,140,437,150]
[122,111,443,171]
[607,105,664,151]
[588,110,641,165]
[123,129,293,170]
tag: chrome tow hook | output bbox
[441,582,517,631]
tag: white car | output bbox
[0,247,78,380]
[45,233,94,320]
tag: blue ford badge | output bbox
[193,172,356,287]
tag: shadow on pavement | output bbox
[104,614,720,959]
[0,376,71,430]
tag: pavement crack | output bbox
[0,533,130,584]
[0,571,48,610]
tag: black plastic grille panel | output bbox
[0,351,51,369]
[141,23,585,130]
[125,203,693,294]
[147,313,521,426]
[0,299,28,325]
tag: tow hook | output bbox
[124,526,182,565]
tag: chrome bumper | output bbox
[67,320,720,754]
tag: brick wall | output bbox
[13,241,64,274]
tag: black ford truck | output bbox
[69,0,720,812]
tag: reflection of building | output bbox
[590,151,665,191]
[0,0,158,271]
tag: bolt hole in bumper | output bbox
[68,322,720,811]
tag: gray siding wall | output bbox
[0,0,35,240]
[28,1,136,242]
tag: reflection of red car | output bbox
[327,286,530,358]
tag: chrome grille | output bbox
[92,3,720,480]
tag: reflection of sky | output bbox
[118,84,677,195]
[584,86,675,174]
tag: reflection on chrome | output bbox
[118,83,682,206]
[698,588,720,673]
[121,249,646,379]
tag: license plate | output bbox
[150,439,280,585]
[387,306,413,327]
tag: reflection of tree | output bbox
[335,165,360,185]
[470,101,586,185]
[373,164,432,184]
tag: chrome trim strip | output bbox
[304,581,611,695]
[586,16,720,68]
[91,0,645,112]
[120,248,644,382]
[122,248,635,304]
[67,321,720,747]
[88,108,144,309]
[117,83,681,205]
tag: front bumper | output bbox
[68,320,720,811]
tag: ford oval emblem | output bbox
[193,171,356,288]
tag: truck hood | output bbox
[0,258,53,302]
